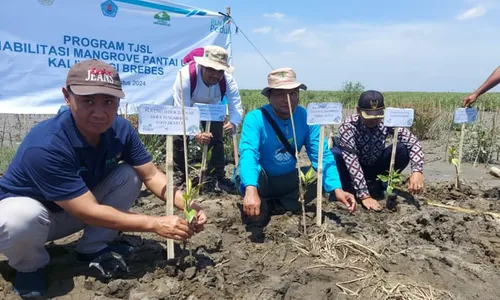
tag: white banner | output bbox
[0,0,232,114]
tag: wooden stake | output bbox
[316,125,325,226]
[199,121,211,188]
[233,132,239,166]
[456,123,466,189]
[387,127,399,187]
[165,136,175,259]
[287,94,307,236]
[180,74,189,185]
[200,87,214,191]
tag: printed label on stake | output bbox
[306,102,343,125]
[194,103,227,122]
[453,107,478,124]
[138,104,200,135]
[384,108,414,127]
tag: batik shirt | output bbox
[338,114,424,199]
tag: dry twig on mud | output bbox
[372,280,455,300]
[290,226,381,272]
[310,226,381,261]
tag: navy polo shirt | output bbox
[0,109,152,212]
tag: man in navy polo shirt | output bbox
[0,59,207,298]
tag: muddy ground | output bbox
[1,140,500,300]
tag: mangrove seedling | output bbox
[377,169,406,197]
[182,177,200,224]
[448,146,460,189]
[299,166,317,186]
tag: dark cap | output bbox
[358,90,384,119]
[66,59,125,98]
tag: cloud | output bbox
[263,12,285,20]
[232,20,500,92]
[456,5,486,20]
[252,26,272,34]
[279,28,326,49]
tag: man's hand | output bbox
[243,186,261,217]
[334,189,356,213]
[194,132,213,145]
[190,202,207,233]
[223,122,236,135]
[408,172,424,195]
[153,215,194,241]
[361,197,382,211]
[463,93,479,108]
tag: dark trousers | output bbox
[237,169,316,228]
[173,121,225,182]
[330,142,410,194]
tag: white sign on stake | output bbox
[383,108,415,127]
[194,103,227,122]
[306,102,343,125]
[138,104,201,136]
[453,107,478,124]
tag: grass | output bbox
[120,89,500,167]
[0,147,17,175]
[238,89,500,112]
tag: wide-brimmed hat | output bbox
[358,90,385,119]
[66,59,125,98]
[193,45,234,74]
[261,67,307,97]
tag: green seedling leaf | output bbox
[377,174,389,182]
[304,167,317,185]
[392,177,402,183]
[206,146,213,161]
[386,185,393,195]
[299,170,305,183]
[184,208,197,223]
[451,158,459,168]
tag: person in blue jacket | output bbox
[237,67,356,232]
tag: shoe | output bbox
[13,268,46,298]
[214,177,235,192]
[75,243,134,264]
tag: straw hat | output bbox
[193,45,234,74]
[261,67,307,97]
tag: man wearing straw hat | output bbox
[172,45,244,192]
[0,59,207,298]
[330,90,425,211]
[236,67,356,238]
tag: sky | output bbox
[175,0,500,93]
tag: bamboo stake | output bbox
[180,73,189,187]
[165,136,174,259]
[199,87,212,191]
[199,121,211,189]
[287,94,307,235]
[427,200,500,218]
[456,123,466,189]
[316,125,325,226]
[388,128,399,188]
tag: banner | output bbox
[0,0,232,114]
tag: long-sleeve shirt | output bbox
[338,114,424,199]
[171,63,244,126]
[239,104,342,193]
